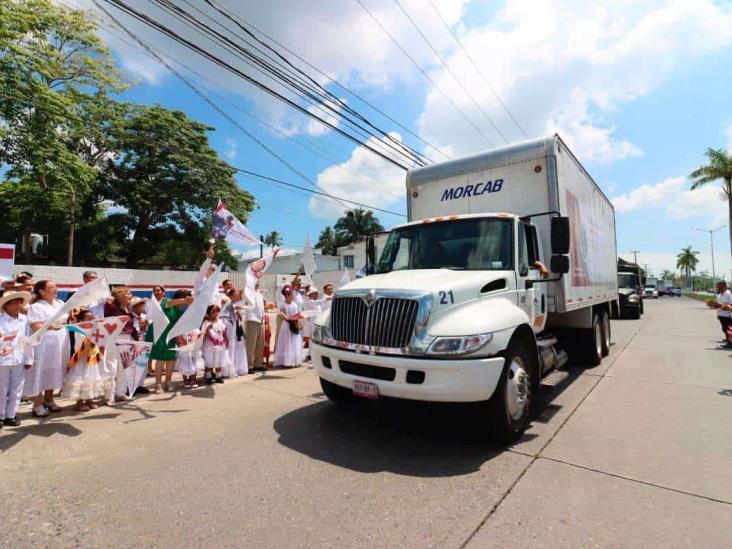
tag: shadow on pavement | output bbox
[718,389,732,397]
[0,421,82,452]
[274,399,529,478]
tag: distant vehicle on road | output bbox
[617,273,641,319]
[643,286,659,299]
[669,287,682,297]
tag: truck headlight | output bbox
[427,333,493,357]
[628,293,639,303]
[311,324,332,345]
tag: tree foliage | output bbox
[676,246,699,287]
[316,226,338,255]
[0,2,254,269]
[333,208,384,246]
[690,148,732,262]
[263,231,283,249]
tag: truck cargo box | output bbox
[406,134,617,314]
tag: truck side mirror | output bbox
[551,217,570,255]
[550,255,570,274]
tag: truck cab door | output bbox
[517,221,547,333]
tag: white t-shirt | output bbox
[245,292,265,323]
[717,290,732,317]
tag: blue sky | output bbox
[78,0,732,276]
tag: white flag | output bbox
[244,247,280,303]
[338,269,352,288]
[145,293,170,343]
[166,263,223,343]
[213,200,261,248]
[30,275,111,345]
[302,233,317,276]
[356,264,368,279]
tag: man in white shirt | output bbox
[322,283,334,311]
[245,282,266,371]
[83,270,108,319]
[709,281,732,347]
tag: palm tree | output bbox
[660,269,675,281]
[676,246,699,289]
[263,231,283,249]
[316,226,338,256]
[334,208,385,245]
[689,148,732,261]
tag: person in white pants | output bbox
[0,291,34,427]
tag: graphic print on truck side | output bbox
[440,179,504,201]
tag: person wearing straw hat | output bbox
[0,291,33,427]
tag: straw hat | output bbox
[130,296,148,307]
[0,291,31,310]
[307,287,319,296]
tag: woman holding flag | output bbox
[24,280,69,418]
[149,290,193,393]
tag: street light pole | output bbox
[697,225,726,282]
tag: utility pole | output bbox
[697,225,726,282]
[630,250,640,266]
[260,234,264,259]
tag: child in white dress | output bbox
[62,310,104,411]
[175,329,203,389]
[202,305,230,385]
[0,291,33,427]
[274,287,304,368]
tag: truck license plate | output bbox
[352,380,379,399]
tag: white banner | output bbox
[166,263,223,343]
[245,247,280,303]
[338,269,352,288]
[145,293,170,343]
[213,200,261,248]
[30,275,111,345]
[302,233,317,276]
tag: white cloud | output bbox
[612,175,728,226]
[417,0,732,161]
[223,138,237,160]
[309,133,406,220]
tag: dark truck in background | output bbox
[615,260,644,319]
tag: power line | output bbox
[152,0,427,168]
[426,0,529,140]
[96,14,404,201]
[204,0,451,162]
[393,0,509,144]
[199,0,431,167]
[235,167,407,218]
[354,0,495,148]
[100,0,416,171]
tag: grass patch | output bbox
[686,292,714,303]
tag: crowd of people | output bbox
[0,262,335,429]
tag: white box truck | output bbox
[311,135,618,440]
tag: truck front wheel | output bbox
[320,378,352,404]
[486,346,532,442]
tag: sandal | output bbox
[104,399,116,407]
[164,384,175,393]
[32,406,49,418]
[154,386,163,395]
[88,401,99,409]
[43,401,62,412]
[76,402,90,412]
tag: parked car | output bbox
[669,287,682,297]
[643,286,659,299]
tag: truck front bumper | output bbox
[311,343,506,403]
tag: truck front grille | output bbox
[330,296,419,349]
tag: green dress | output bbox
[149,298,184,361]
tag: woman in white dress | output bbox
[274,287,303,368]
[25,280,69,417]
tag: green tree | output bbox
[316,226,338,255]
[676,246,699,289]
[263,231,283,249]
[690,148,732,263]
[100,105,254,267]
[0,0,128,263]
[660,269,675,281]
[334,208,384,245]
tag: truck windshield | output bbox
[376,217,513,273]
[618,274,637,289]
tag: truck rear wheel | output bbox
[580,313,603,366]
[320,378,352,404]
[600,310,611,357]
[486,346,532,442]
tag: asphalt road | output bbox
[2,297,731,548]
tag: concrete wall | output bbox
[336,233,390,269]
